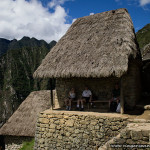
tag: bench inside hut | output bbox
[52,77,121,112]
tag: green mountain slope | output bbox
[0,37,56,126]
[136,23,150,98]
[0,38,11,56]
[136,23,150,50]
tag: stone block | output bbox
[97,133,104,138]
[50,124,56,129]
[111,126,119,131]
[95,125,100,130]
[39,138,45,144]
[91,121,98,125]
[126,139,134,144]
[64,115,69,119]
[65,120,74,127]
[54,120,60,124]
[131,130,143,140]
[80,120,87,125]
[60,119,65,124]
[58,136,63,140]
[49,129,56,133]
[98,119,105,123]
[66,132,71,137]
[46,133,53,137]
[75,129,80,134]
[83,134,89,139]
[100,127,105,132]
[142,130,150,137]
[120,129,131,139]
[39,118,49,124]
[66,144,72,149]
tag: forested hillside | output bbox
[136,23,150,50]
[0,37,56,127]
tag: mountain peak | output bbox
[20,36,31,41]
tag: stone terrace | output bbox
[34,110,129,150]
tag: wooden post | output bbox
[50,79,54,110]
[120,78,124,114]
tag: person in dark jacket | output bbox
[109,84,120,111]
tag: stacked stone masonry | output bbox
[99,122,150,150]
[34,110,128,150]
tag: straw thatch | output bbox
[0,90,51,137]
[142,43,150,61]
[34,8,140,78]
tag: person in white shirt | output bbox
[77,87,92,111]
[65,88,76,111]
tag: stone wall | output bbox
[99,122,150,150]
[122,60,141,107]
[34,110,128,150]
[5,136,33,150]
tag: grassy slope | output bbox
[20,139,34,150]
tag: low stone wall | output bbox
[99,122,150,150]
[34,110,128,150]
[5,136,33,150]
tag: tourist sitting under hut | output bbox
[65,88,76,111]
[77,87,92,111]
[109,83,120,112]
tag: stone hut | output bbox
[0,90,51,150]
[34,8,142,113]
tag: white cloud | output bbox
[90,13,94,15]
[48,0,72,8]
[139,0,150,6]
[115,0,150,6]
[72,18,77,23]
[0,0,72,42]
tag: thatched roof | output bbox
[142,43,150,61]
[0,90,51,137]
[34,8,140,78]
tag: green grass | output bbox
[19,139,34,150]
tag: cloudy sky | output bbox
[0,0,150,43]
